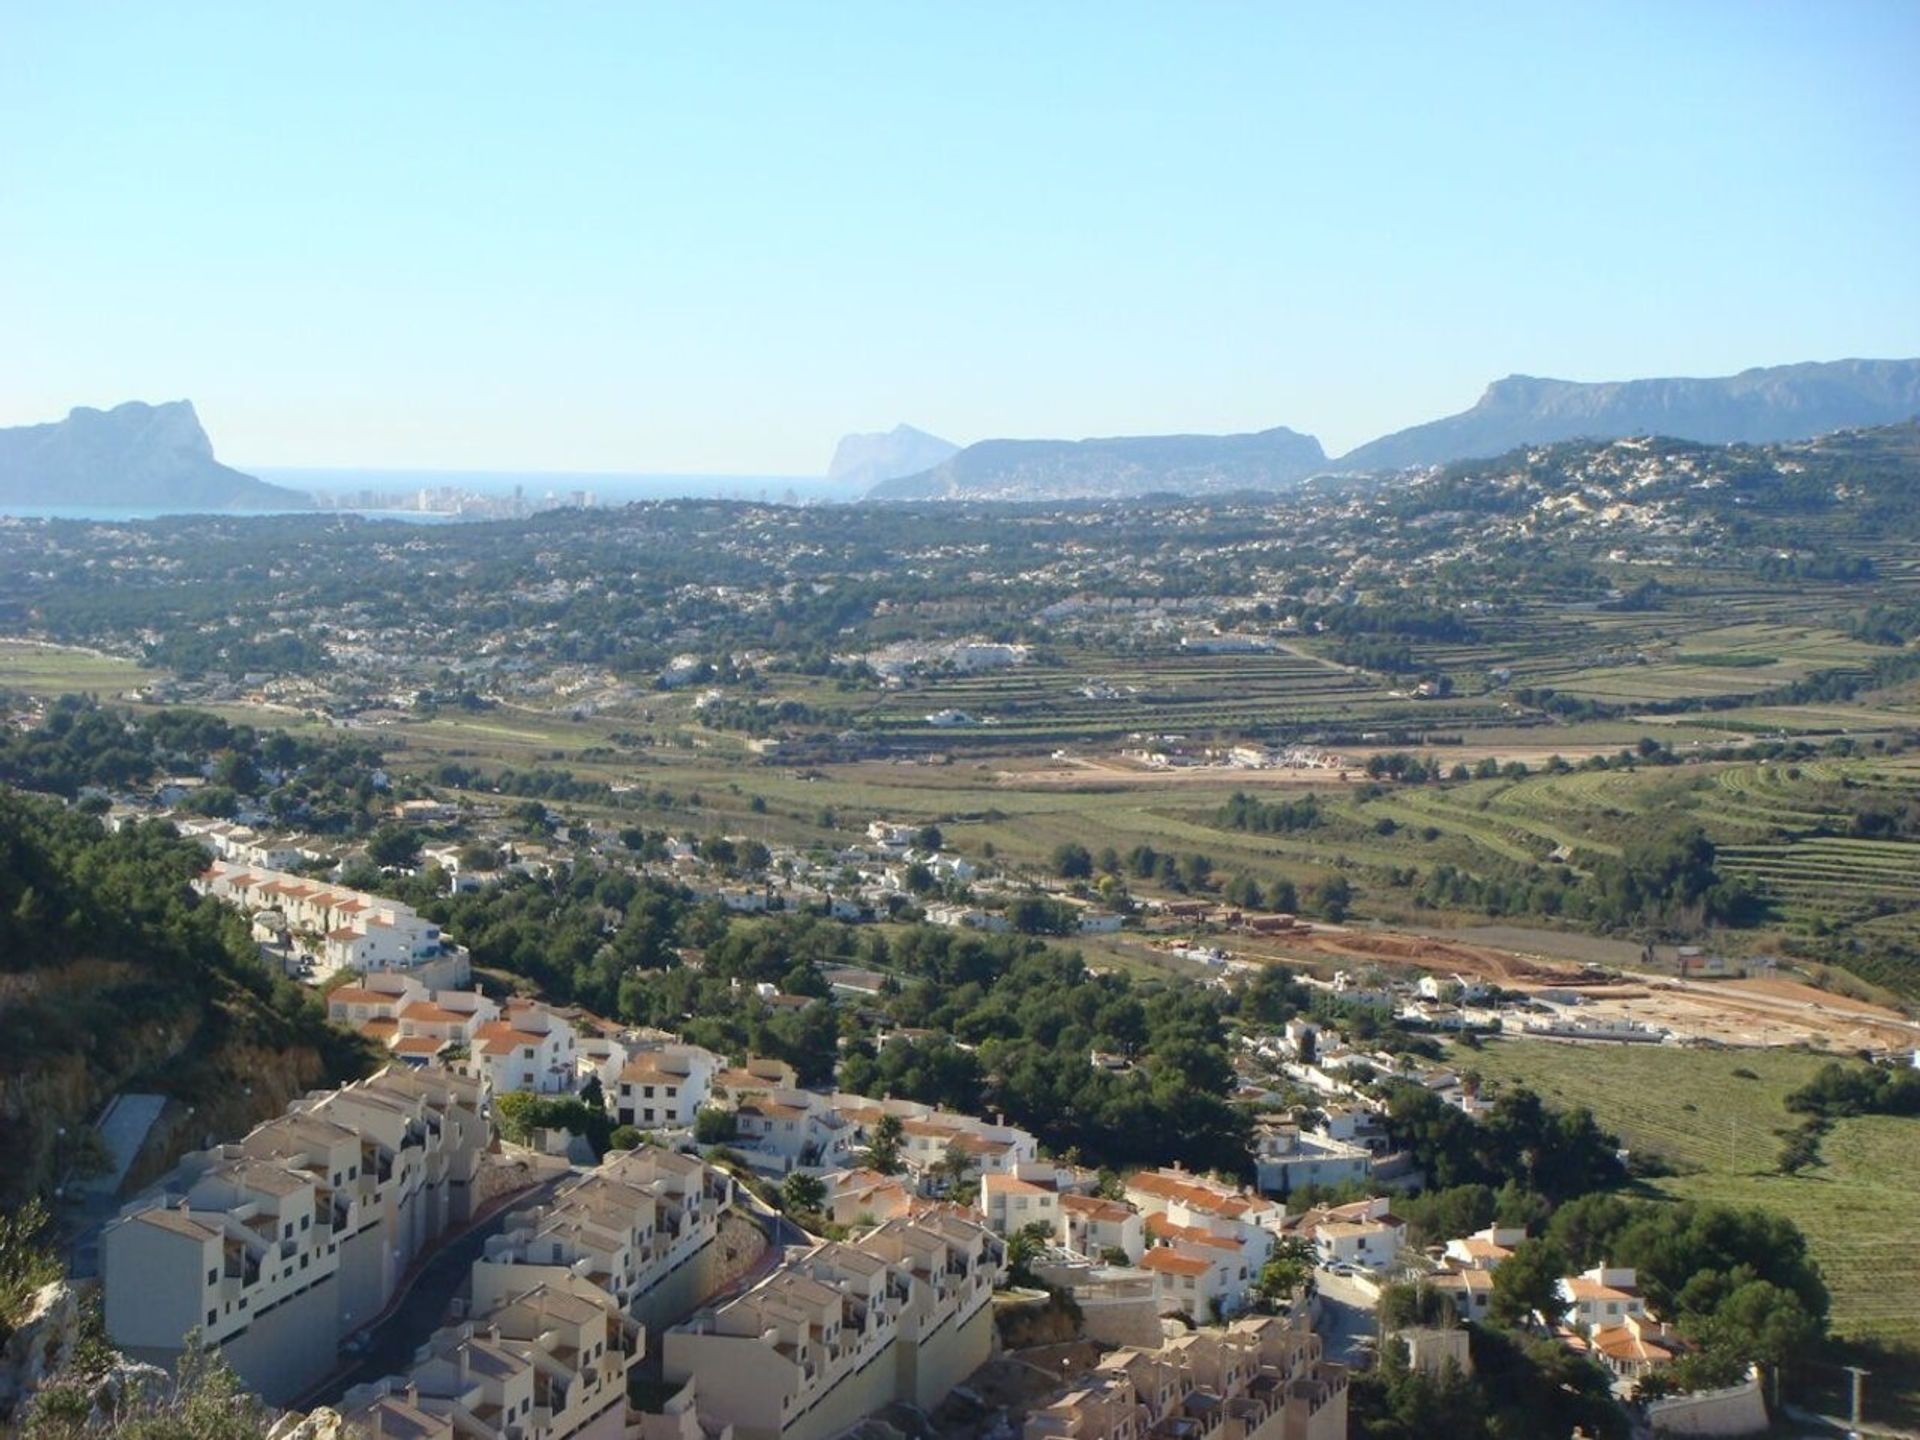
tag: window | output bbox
[644,1085,655,1098]
[207,1309,217,1326]
[301,1215,310,1231]
[207,1267,218,1286]
[284,1222,294,1239]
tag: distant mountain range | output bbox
[827,424,959,489]
[867,426,1327,501]
[0,401,308,512]
[856,357,1920,502]
[1340,358,1920,472]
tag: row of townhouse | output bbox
[1123,1168,1286,1317]
[197,858,470,986]
[102,1065,488,1404]
[344,1272,642,1440]
[977,1170,1147,1264]
[474,1146,735,1327]
[327,972,624,1096]
[171,815,313,872]
[341,1148,741,1439]
[1023,1314,1348,1440]
[828,1094,1039,1185]
[661,1211,1006,1440]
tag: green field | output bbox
[0,640,153,697]
[1455,1039,1920,1358]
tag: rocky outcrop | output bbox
[828,424,960,489]
[0,400,310,511]
[0,1281,85,1412]
[266,1407,350,1439]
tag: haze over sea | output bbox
[0,469,856,522]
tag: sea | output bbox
[0,468,862,523]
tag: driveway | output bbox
[1312,1268,1381,1368]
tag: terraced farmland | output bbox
[857,649,1514,745]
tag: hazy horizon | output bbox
[5,3,1917,473]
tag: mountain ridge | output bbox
[869,424,1327,502]
[0,400,310,511]
[1338,357,1920,472]
[864,357,1920,501]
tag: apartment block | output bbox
[662,1212,1005,1440]
[345,1272,642,1440]
[102,1064,486,1404]
[1024,1315,1347,1440]
[475,1147,734,1329]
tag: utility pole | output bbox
[1844,1364,1868,1432]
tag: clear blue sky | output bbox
[3,2,1916,473]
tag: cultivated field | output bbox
[1455,1039,1920,1363]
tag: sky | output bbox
[2,3,1917,474]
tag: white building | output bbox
[662,1213,1005,1440]
[102,1066,487,1404]
[614,1043,721,1130]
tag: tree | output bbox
[366,824,422,868]
[915,824,944,852]
[1488,1238,1570,1330]
[866,1112,905,1175]
[1052,842,1094,880]
[694,1108,738,1144]
[1309,873,1353,922]
[1006,1221,1053,1287]
[1255,1237,1317,1304]
[781,1171,826,1216]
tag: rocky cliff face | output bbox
[827,424,960,488]
[870,424,1327,501]
[0,400,310,511]
[1339,358,1920,471]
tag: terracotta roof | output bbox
[1564,1277,1637,1301]
[329,986,391,1006]
[1061,1193,1135,1222]
[1592,1327,1674,1363]
[982,1173,1052,1198]
[1141,1249,1214,1277]
[393,1036,447,1055]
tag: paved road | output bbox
[1312,1269,1380,1369]
[302,1174,564,1408]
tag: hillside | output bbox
[1341,357,1920,471]
[827,424,959,488]
[0,790,372,1207]
[0,400,310,512]
[870,424,1326,501]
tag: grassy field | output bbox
[1455,1038,1920,1357]
[0,640,153,697]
